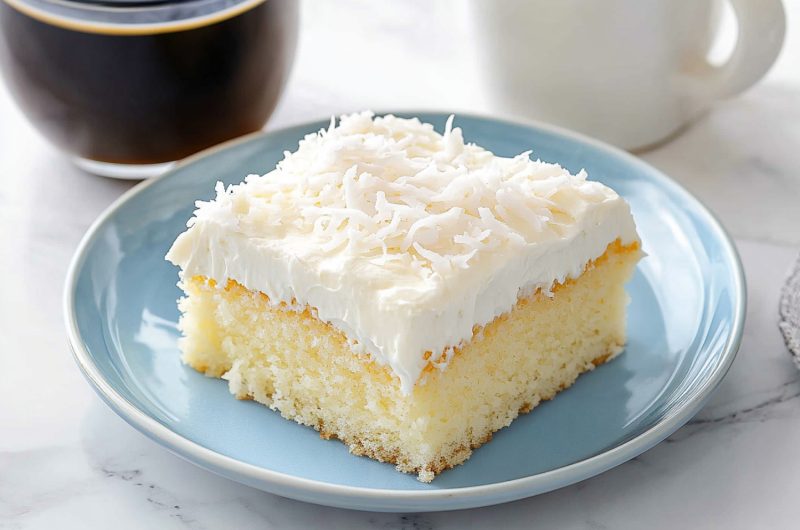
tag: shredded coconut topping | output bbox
[190,112,613,278]
[169,111,639,393]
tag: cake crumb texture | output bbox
[177,240,640,481]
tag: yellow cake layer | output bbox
[177,240,640,481]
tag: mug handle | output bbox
[688,0,785,103]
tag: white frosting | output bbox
[166,112,639,394]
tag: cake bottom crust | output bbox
[177,240,640,482]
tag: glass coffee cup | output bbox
[0,0,298,178]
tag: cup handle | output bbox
[688,0,785,104]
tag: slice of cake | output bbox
[166,112,641,482]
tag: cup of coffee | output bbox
[0,0,298,178]
[470,0,785,150]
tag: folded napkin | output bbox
[780,252,800,367]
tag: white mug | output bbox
[470,0,786,150]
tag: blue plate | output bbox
[64,113,745,512]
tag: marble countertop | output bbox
[2,1,800,528]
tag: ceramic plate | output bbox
[64,112,745,512]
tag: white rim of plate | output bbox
[63,110,747,510]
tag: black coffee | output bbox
[0,0,297,164]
